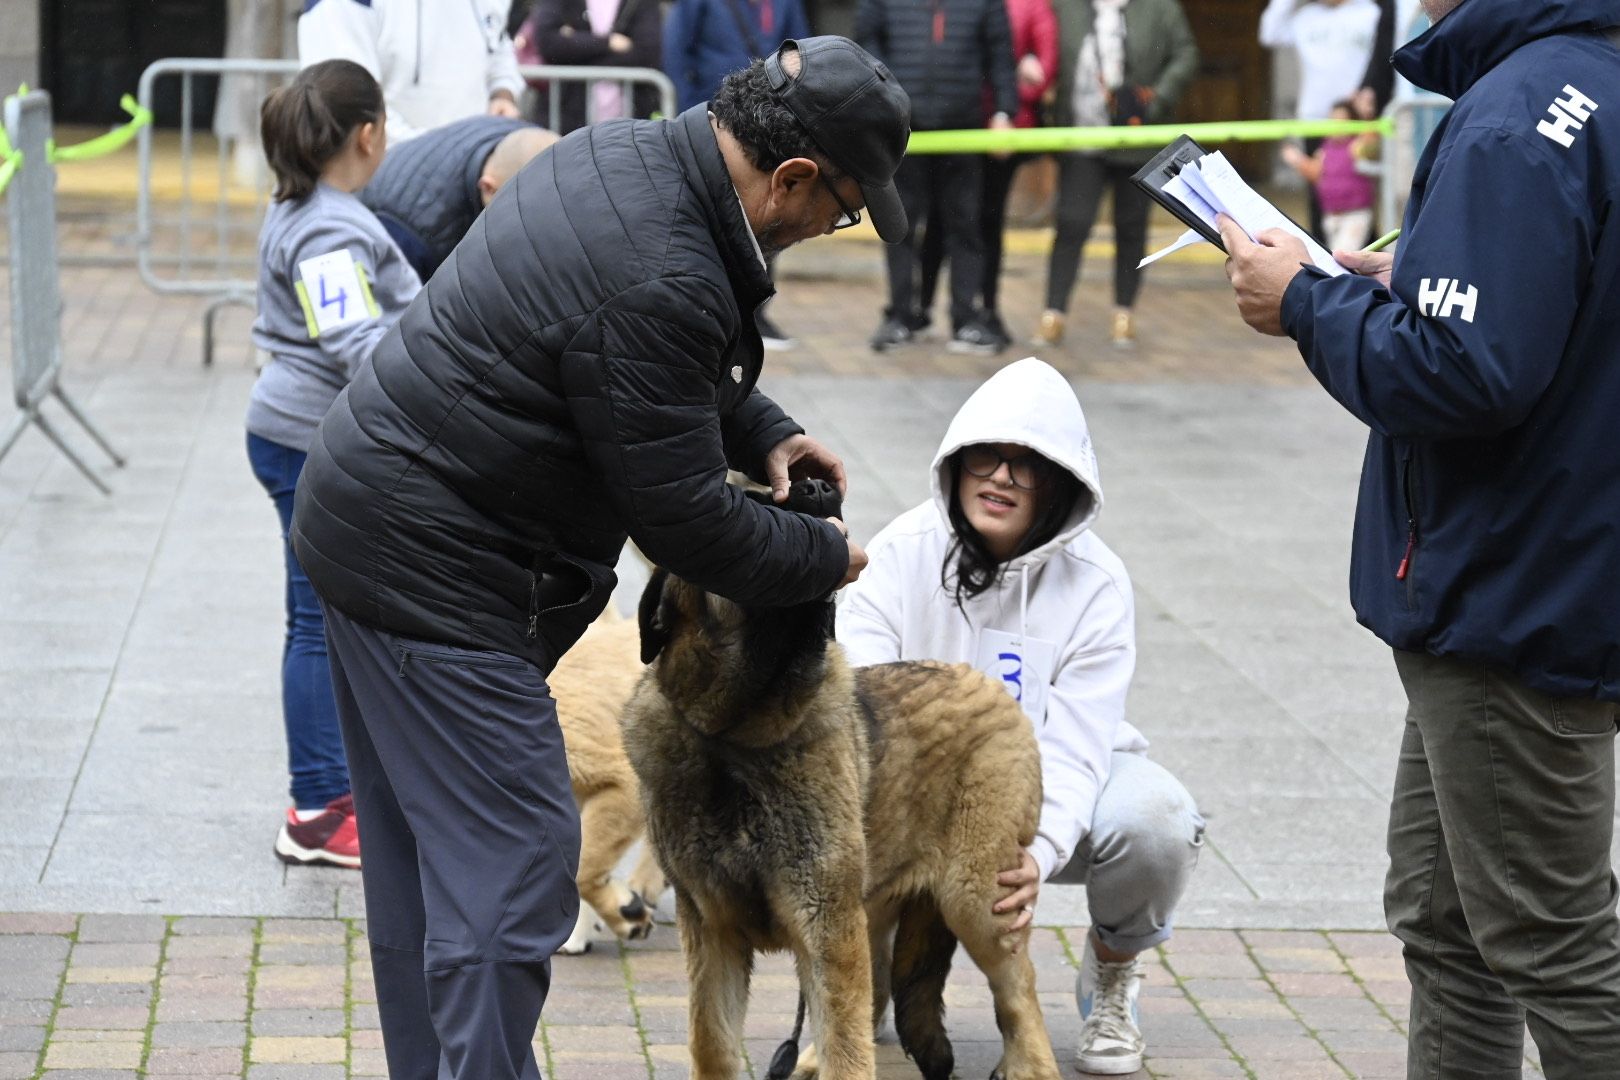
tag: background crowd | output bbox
[290,0,1411,358]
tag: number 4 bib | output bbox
[295,249,379,337]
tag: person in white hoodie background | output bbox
[299,0,525,143]
[837,356,1203,1076]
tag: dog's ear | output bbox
[637,567,673,665]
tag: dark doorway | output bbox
[1179,0,1274,177]
[41,0,226,127]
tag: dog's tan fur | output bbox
[549,615,664,951]
[624,571,1060,1080]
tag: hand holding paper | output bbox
[1135,139,1347,276]
[1218,215,1310,337]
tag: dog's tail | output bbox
[764,995,808,1080]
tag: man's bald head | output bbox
[478,127,562,205]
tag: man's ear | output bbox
[637,567,674,665]
[477,172,499,206]
[770,156,820,196]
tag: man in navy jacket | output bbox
[1222,0,1620,1073]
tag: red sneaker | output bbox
[274,794,361,869]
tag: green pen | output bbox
[1364,228,1401,252]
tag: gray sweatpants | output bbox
[1049,751,1204,955]
[1386,650,1620,1079]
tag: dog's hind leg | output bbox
[576,785,656,942]
[677,890,753,1080]
[889,895,956,1080]
[942,899,1060,1080]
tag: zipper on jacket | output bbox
[415,0,423,84]
[527,571,540,640]
[1396,449,1419,590]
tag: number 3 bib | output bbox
[975,628,1058,727]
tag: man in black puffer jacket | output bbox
[291,36,909,1080]
[360,115,559,280]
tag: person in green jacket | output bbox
[1031,0,1198,350]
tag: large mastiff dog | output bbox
[622,481,1060,1080]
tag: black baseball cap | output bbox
[763,36,912,243]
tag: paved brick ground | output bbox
[2,912,1539,1080]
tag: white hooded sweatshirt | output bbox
[298,0,524,144]
[837,358,1147,883]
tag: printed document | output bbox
[1140,151,1347,276]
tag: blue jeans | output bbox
[247,431,350,810]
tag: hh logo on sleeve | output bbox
[1538,85,1598,149]
[1418,278,1479,323]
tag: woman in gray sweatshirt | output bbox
[245,59,420,869]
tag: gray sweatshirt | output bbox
[247,182,421,452]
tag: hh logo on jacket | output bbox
[1538,85,1598,148]
[1419,278,1478,323]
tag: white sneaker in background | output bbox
[1075,933,1145,1075]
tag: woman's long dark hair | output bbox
[260,59,383,202]
[942,447,1089,611]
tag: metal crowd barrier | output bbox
[0,90,127,493]
[1378,95,1453,236]
[134,57,675,366]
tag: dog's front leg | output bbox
[677,890,752,1080]
[786,891,874,1080]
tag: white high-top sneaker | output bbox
[1075,934,1145,1075]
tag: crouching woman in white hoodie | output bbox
[836,357,1203,1076]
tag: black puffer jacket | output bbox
[291,107,849,672]
[856,0,1017,131]
[359,115,532,281]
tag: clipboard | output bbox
[1131,135,1225,250]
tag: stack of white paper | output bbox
[1140,151,1347,276]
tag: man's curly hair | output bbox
[709,56,844,179]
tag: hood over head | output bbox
[930,357,1103,572]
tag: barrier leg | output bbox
[0,408,32,466]
[52,385,127,468]
[202,293,253,367]
[31,408,113,495]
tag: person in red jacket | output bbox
[917,0,1058,351]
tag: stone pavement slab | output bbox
[1,914,1546,1079]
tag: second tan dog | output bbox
[623,485,1061,1080]
[549,615,664,953]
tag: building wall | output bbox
[0,0,39,96]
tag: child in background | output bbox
[246,59,421,868]
[1281,98,1378,253]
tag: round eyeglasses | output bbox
[960,445,1052,490]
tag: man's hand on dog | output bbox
[766,434,848,503]
[826,516,869,587]
[993,849,1040,950]
[1218,214,1310,338]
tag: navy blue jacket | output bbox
[1280,0,1620,700]
[663,0,812,113]
[360,115,532,281]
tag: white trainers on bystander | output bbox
[1076,933,1145,1075]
